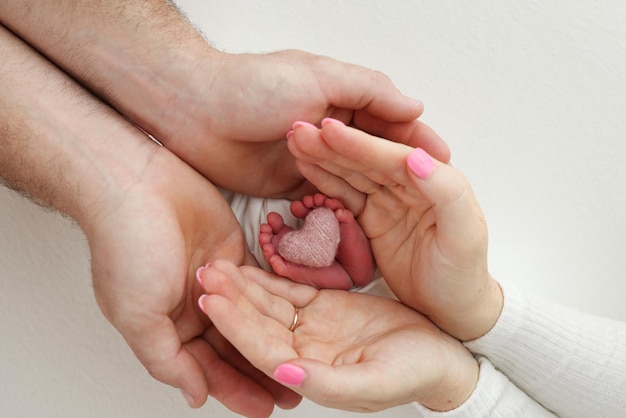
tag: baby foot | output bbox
[259,193,375,289]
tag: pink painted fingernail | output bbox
[321,117,345,126]
[198,294,209,314]
[196,263,210,285]
[292,121,317,130]
[407,148,436,179]
[273,363,307,387]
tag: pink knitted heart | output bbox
[278,207,340,268]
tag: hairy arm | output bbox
[0,22,154,224]
[0,1,447,198]
[0,24,301,416]
[0,0,217,147]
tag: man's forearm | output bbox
[0,23,157,226]
[0,1,219,147]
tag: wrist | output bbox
[71,135,163,234]
[0,0,224,149]
[98,33,224,142]
[417,341,479,411]
[143,48,226,148]
[459,276,504,342]
[81,25,225,149]
[433,275,504,343]
[0,24,157,228]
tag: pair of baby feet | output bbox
[259,193,376,290]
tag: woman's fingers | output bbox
[351,112,451,164]
[197,262,298,370]
[273,359,394,412]
[291,121,484,244]
[294,160,367,216]
[289,121,412,189]
[236,264,319,309]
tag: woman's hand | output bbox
[287,120,503,341]
[197,260,478,412]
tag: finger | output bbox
[199,261,296,335]
[321,121,416,183]
[201,297,303,414]
[184,338,280,418]
[352,112,451,163]
[298,155,380,197]
[288,123,398,193]
[324,106,354,126]
[273,359,398,412]
[197,326,302,411]
[200,291,297,373]
[295,160,367,216]
[314,57,423,122]
[301,120,446,214]
[291,121,413,190]
[124,314,209,408]
[198,263,307,409]
[294,122,485,248]
[237,264,318,308]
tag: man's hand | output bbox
[0,24,300,416]
[165,49,450,198]
[86,147,302,416]
[0,1,449,198]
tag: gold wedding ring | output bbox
[289,308,300,332]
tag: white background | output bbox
[2,1,626,417]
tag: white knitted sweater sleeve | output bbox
[464,281,626,417]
